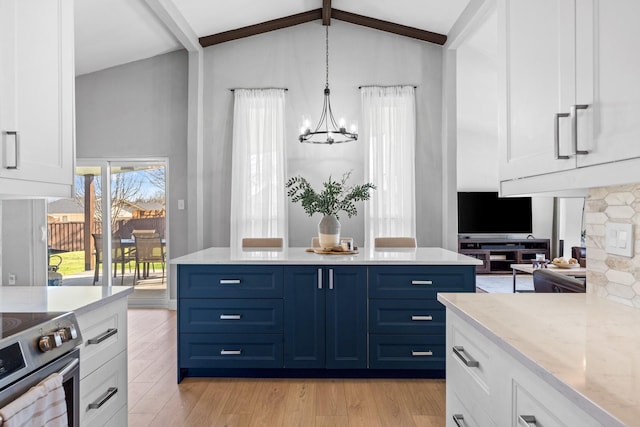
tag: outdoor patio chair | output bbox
[134,234,165,284]
[92,233,137,285]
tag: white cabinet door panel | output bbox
[576,0,640,167]
[499,0,577,181]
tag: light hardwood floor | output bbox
[127,309,446,426]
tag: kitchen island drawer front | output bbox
[76,297,127,380]
[369,300,445,334]
[179,299,283,333]
[369,335,445,369]
[179,265,283,298]
[368,266,475,299]
[179,334,283,368]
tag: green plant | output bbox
[286,171,376,220]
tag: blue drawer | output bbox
[179,334,283,369]
[179,299,283,333]
[369,335,445,369]
[369,300,445,334]
[368,265,475,299]
[179,265,283,298]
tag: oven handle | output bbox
[59,358,79,380]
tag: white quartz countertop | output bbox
[437,292,639,427]
[0,286,133,315]
[170,246,482,265]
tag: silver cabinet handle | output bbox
[219,314,241,320]
[571,104,590,155]
[411,350,433,357]
[411,315,433,321]
[220,349,241,355]
[220,279,241,284]
[554,112,570,159]
[452,414,466,427]
[518,415,537,427]
[87,328,117,345]
[411,280,432,285]
[88,387,118,410]
[329,268,334,290]
[318,268,322,289]
[453,346,479,367]
[3,131,19,169]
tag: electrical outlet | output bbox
[8,273,16,285]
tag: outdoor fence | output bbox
[48,217,165,252]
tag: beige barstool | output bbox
[242,237,284,248]
[374,237,417,248]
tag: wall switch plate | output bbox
[178,199,185,210]
[605,222,634,257]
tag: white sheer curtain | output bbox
[361,86,416,247]
[230,89,287,247]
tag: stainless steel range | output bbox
[0,312,83,425]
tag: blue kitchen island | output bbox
[171,247,481,381]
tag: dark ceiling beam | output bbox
[331,9,447,45]
[322,0,331,26]
[199,9,322,47]
[198,7,447,48]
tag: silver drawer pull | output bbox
[220,349,241,355]
[411,350,433,357]
[453,345,479,367]
[518,415,537,427]
[87,328,117,345]
[88,387,118,410]
[452,414,466,427]
[411,280,432,285]
[3,131,19,169]
[411,315,433,321]
[317,268,322,289]
[219,314,241,320]
[220,279,241,284]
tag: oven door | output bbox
[0,348,80,426]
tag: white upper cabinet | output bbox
[498,0,640,191]
[574,0,640,167]
[0,0,75,198]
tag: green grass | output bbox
[49,251,87,276]
[50,250,164,277]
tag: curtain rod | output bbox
[229,87,288,91]
[358,85,417,89]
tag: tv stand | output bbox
[458,237,550,274]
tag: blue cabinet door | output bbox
[283,266,325,368]
[325,266,367,369]
[284,265,367,369]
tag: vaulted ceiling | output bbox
[74,0,470,76]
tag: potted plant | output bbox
[286,171,376,248]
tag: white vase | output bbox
[318,214,341,249]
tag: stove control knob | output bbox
[56,325,78,342]
[67,324,78,340]
[38,336,52,352]
[38,333,63,352]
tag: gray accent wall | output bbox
[75,50,189,301]
[203,20,444,248]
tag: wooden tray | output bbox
[306,247,359,255]
[552,261,580,269]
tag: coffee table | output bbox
[510,263,587,293]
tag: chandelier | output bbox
[299,26,358,144]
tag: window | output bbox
[361,86,416,246]
[230,89,287,246]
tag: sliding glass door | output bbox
[48,159,168,305]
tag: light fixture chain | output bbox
[325,25,329,87]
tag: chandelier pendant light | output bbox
[299,25,358,144]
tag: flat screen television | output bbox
[458,191,532,234]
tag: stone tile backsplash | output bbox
[586,184,640,307]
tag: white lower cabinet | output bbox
[446,310,601,427]
[76,297,128,426]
